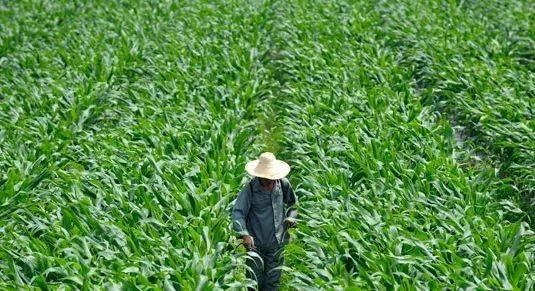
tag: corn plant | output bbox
[0,0,533,289]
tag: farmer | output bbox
[232,152,298,291]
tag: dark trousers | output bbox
[246,245,284,291]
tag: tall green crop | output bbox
[0,0,533,289]
[260,0,534,289]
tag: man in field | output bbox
[232,152,298,290]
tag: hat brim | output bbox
[245,159,290,180]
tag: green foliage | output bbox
[376,0,534,226]
[266,0,533,289]
[0,0,270,288]
[0,0,533,289]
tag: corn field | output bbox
[0,0,533,289]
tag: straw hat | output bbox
[245,152,290,180]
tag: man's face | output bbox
[258,177,275,187]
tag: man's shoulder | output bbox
[280,177,290,187]
[246,177,256,192]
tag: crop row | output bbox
[0,0,274,288]
[265,0,533,289]
[376,0,534,226]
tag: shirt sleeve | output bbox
[282,178,298,219]
[232,185,251,237]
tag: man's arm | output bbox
[281,178,298,221]
[232,185,251,237]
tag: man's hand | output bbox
[284,218,297,229]
[242,235,256,250]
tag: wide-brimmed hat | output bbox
[245,152,290,180]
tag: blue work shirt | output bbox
[232,177,297,247]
